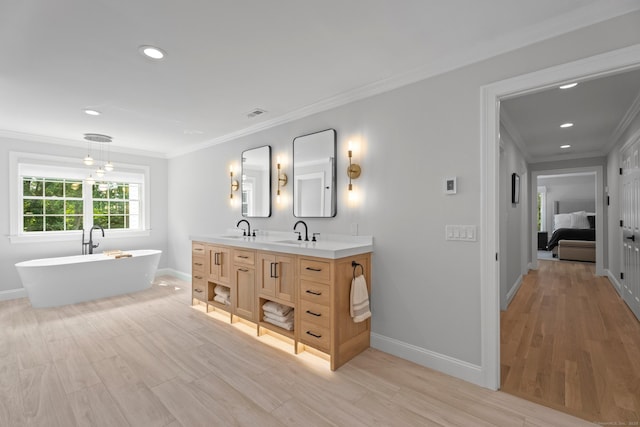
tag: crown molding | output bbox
[0,130,167,159]
[603,88,640,153]
[168,2,640,158]
[527,151,606,164]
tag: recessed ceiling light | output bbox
[559,82,578,89]
[561,144,571,149]
[139,45,166,60]
[84,109,100,116]
[560,122,574,128]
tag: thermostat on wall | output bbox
[445,177,457,194]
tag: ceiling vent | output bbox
[83,133,112,143]
[247,108,267,119]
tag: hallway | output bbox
[501,260,640,424]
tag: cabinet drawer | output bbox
[192,279,207,302]
[233,249,255,266]
[299,258,331,283]
[300,280,331,305]
[192,256,205,273]
[300,321,330,352]
[192,242,205,256]
[300,300,330,328]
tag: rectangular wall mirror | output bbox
[242,145,271,217]
[293,129,336,217]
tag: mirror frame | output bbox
[241,145,272,218]
[292,128,337,218]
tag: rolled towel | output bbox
[264,310,294,323]
[350,274,371,323]
[214,294,229,305]
[263,316,294,331]
[262,301,292,317]
[214,285,230,297]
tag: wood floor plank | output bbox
[501,260,640,424]
[0,275,595,427]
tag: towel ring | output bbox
[351,261,364,280]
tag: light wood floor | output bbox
[501,260,640,425]
[0,276,595,426]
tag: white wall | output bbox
[538,174,596,232]
[167,11,640,381]
[0,136,169,297]
[499,126,528,310]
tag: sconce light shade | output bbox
[277,160,288,202]
[230,167,239,201]
[347,142,361,193]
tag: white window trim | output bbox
[9,151,151,243]
[537,185,547,232]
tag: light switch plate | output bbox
[444,177,457,194]
[446,225,477,241]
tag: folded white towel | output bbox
[262,301,292,317]
[264,310,294,323]
[214,294,230,305]
[263,316,294,331]
[214,285,230,297]
[350,274,371,323]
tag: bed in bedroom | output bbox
[545,201,596,262]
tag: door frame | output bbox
[479,43,640,390]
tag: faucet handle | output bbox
[295,231,302,240]
[252,229,258,237]
[312,233,320,242]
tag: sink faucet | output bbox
[293,220,309,241]
[83,225,104,254]
[237,219,252,236]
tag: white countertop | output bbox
[190,231,373,259]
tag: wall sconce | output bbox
[229,165,239,202]
[277,157,287,203]
[347,141,361,194]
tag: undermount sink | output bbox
[219,235,245,239]
[274,239,304,245]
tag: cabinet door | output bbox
[257,253,276,297]
[275,255,296,302]
[218,246,232,285]
[234,266,255,321]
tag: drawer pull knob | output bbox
[306,310,321,317]
[305,290,322,296]
[238,255,249,259]
[238,268,249,272]
[194,262,203,266]
[194,248,203,252]
[306,331,322,338]
[194,276,203,280]
[305,267,322,272]
[194,289,203,293]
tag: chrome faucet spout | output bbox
[293,220,309,241]
[236,219,252,237]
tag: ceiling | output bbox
[1,1,638,158]
[501,68,640,163]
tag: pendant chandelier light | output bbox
[83,133,114,184]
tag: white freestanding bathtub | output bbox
[15,249,162,308]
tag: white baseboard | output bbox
[371,332,483,387]
[0,288,28,302]
[156,268,190,282]
[605,269,623,296]
[505,274,523,308]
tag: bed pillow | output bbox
[570,211,591,229]
[553,213,572,231]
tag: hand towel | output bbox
[262,301,292,317]
[350,274,371,323]
[214,294,228,305]
[264,310,294,323]
[263,317,294,331]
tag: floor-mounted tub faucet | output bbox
[86,225,104,254]
[237,219,252,236]
[294,220,309,241]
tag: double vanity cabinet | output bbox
[190,234,373,370]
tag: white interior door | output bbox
[621,143,640,320]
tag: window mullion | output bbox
[84,181,93,230]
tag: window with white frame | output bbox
[10,152,149,241]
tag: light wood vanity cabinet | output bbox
[257,252,296,303]
[232,249,256,321]
[191,239,372,371]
